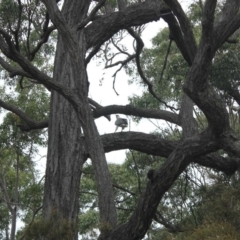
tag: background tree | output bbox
[0,84,47,240]
[0,0,240,240]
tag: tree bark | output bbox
[42,32,84,227]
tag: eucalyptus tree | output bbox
[1,0,240,240]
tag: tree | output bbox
[1,0,240,239]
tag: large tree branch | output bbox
[101,132,179,156]
[100,132,239,175]
[163,0,197,62]
[41,0,79,60]
[15,103,179,131]
[85,1,169,49]
[183,0,230,136]
[94,104,179,124]
[213,0,240,51]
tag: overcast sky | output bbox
[87,20,165,164]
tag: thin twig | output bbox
[159,39,172,83]
[127,28,178,111]
[18,205,43,240]
[30,25,56,61]
[111,37,131,57]
[105,54,136,69]
[130,150,142,194]
[113,183,136,196]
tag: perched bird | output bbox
[115,115,128,132]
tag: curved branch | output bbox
[127,28,178,111]
[30,25,56,61]
[0,98,48,131]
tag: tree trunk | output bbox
[42,33,84,226]
[42,1,117,236]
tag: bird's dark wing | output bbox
[122,118,128,125]
[115,118,128,126]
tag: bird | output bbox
[115,115,128,132]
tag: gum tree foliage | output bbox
[0,84,48,240]
[0,0,240,239]
[80,152,240,239]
